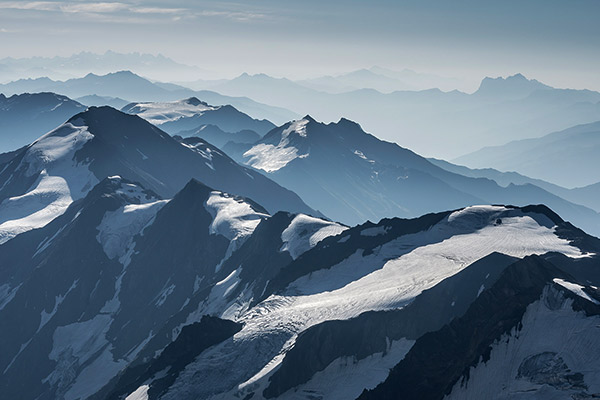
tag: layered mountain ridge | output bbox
[226,115,600,236]
[0,106,318,243]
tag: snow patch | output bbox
[277,339,414,400]
[477,284,485,297]
[45,314,125,400]
[125,99,217,126]
[280,214,347,260]
[0,122,97,243]
[446,286,600,399]
[126,385,149,400]
[205,191,268,269]
[553,278,600,305]
[96,199,168,260]
[243,119,310,172]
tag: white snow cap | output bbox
[243,118,310,172]
[281,214,348,259]
[0,121,98,244]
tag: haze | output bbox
[1,0,599,92]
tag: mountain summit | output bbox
[475,73,551,99]
[227,115,600,235]
[0,106,318,242]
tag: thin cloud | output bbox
[0,1,268,21]
[0,1,185,15]
[193,10,269,22]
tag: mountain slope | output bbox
[455,120,600,188]
[228,116,481,225]
[228,115,600,236]
[108,205,593,400]
[121,97,275,136]
[359,254,600,400]
[0,106,317,243]
[0,174,344,400]
[0,92,86,152]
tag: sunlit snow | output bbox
[0,122,97,243]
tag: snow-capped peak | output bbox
[205,190,269,242]
[281,214,348,259]
[0,120,98,244]
[242,118,312,172]
[282,118,309,138]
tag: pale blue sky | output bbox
[0,0,599,89]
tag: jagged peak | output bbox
[302,114,317,123]
[175,178,214,199]
[336,116,362,129]
[476,73,550,94]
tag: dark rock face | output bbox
[103,316,243,400]
[356,255,589,400]
[263,252,518,398]
[217,211,296,304]
[0,176,264,400]
[0,177,154,400]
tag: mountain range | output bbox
[224,115,600,237]
[299,67,464,94]
[0,51,212,83]
[193,72,600,158]
[0,71,298,125]
[0,106,316,244]
[455,120,600,188]
[4,70,600,160]
[180,67,466,95]
[430,158,600,214]
[2,183,598,399]
[121,98,275,137]
[1,72,600,400]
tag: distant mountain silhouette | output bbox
[176,125,261,149]
[299,68,416,93]
[188,72,600,158]
[121,97,275,136]
[0,71,299,124]
[0,50,211,82]
[430,157,600,215]
[475,73,552,99]
[75,94,130,109]
[455,120,600,188]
